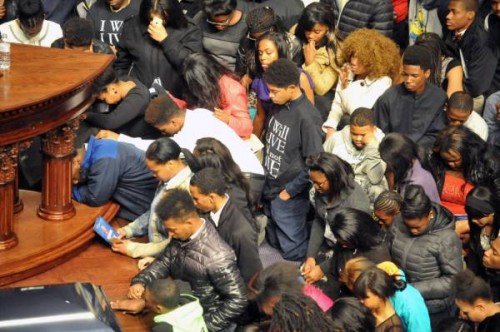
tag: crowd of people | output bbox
[4,0,500,331]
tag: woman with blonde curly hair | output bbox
[323,29,401,139]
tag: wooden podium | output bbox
[0,44,118,285]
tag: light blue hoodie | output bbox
[390,269,432,332]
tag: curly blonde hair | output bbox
[340,28,401,83]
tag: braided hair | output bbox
[246,6,282,35]
[374,191,403,216]
[269,293,335,332]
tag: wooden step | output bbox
[0,190,120,286]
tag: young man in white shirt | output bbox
[189,167,262,282]
[446,90,489,141]
[97,93,264,176]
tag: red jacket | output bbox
[219,75,253,139]
[392,0,408,23]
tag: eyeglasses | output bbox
[246,28,272,41]
[310,179,328,189]
[206,16,231,27]
[372,212,381,223]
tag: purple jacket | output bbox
[401,160,441,203]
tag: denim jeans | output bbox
[265,194,309,261]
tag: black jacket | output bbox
[85,77,159,138]
[333,242,392,281]
[87,0,140,46]
[179,0,203,18]
[0,0,17,24]
[132,220,247,331]
[390,203,462,314]
[486,12,500,96]
[206,198,263,282]
[444,19,499,98]
[114,16,202,98]
[373,83,447,148]
[320,0,393,40]
[306,179,371,273]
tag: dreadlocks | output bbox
[269,293,334,332]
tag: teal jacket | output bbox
[390,270,431,332]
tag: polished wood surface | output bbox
[0,44,113,144]
[4,218,152,332]
[0,190,120,286]
[0,44,113,248]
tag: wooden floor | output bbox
[1,218,153,332]
[0,191,121,286]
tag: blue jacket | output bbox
[72,137,157,220]
[390,270,431,332]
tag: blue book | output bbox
[93,216,119,245]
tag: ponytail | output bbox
[180,148,200,173]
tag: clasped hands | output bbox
[301,257,325,284]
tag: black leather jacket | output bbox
[132,220,247,331]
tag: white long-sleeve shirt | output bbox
[323,76,392,131]
[0,20,62,47]
[118,108,264,175]
[464,110,489,141]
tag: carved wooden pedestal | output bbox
[38,119,80,221]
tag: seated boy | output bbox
[323,107,388,203]
[72,136,157,221]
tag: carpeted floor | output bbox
[258,240,302,268]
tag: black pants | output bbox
[244,172,265,208]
